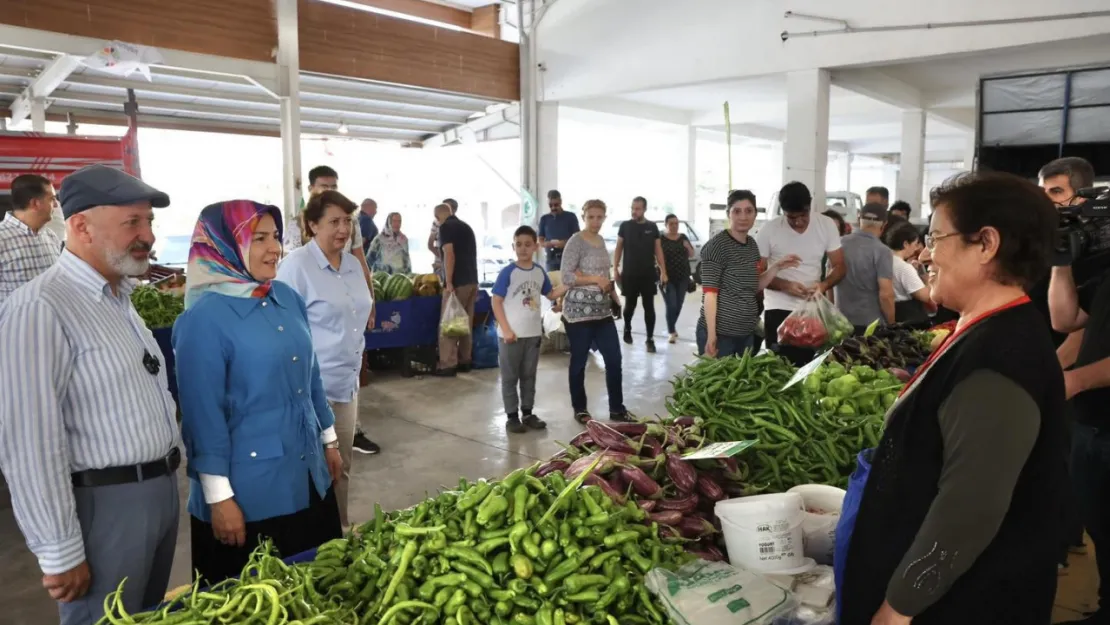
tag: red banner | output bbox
[0,131,140,192]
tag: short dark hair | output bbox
[664,213,678,224]
[443,198,458,212]
[778,181,812,213]
[929,171,1057,288]
[631,196,647,209]
[547,189,561,201]
[822,209,848,236]
[308,165,338,186]
[727,189,757,208]
[889,200,911,216]
[302,190,357,237]
[11,174,51,210]
[514,225,537,241]
[866,186,890,201]
[1038,157,1095,192]
[885,221,922,251]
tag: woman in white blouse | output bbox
[885,221,936,326]
[276,190,373,529]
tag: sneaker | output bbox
[522,414,547,430]
[668,333,678,344]
[352,432,381,455]
[609,410,633,422]
[623,330,633,344]
[646,339,656,353]
[574,411,592,425]
[433,368,457,377]
[506,420,528,434]
[458,364,472,373]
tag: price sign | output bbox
[780,349,832,392]
[682,440,758,460]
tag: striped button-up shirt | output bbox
[0,250,179,575]
[0,212,62,306]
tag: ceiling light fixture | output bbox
[337,120,349,134]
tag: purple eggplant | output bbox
[696,474,726,502]
[606,422,649,437]
[568,431,594,448]
[585,420,641,454]
[641,436,664,458]
[620,465,663,499]
[535,459,569,478]
[665,454,698,494]
[673,416,696,427]
[637,500,658,512]
[646,510,683,526]
[658,525,680,540]
[565,450,632,478]
[678,516,717,539]
[656,492,699,514]
[583,473,625,503]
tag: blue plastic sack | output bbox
[471,320,500,370]
[833,448,874,620]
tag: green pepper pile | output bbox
[97,463,692,625]
[668,352,903,492]
[131,285,185,329]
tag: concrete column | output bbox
[275,0,302,224]
[962,132,976,172]
[827,152,852,192]
[683,126,697,222]
[783,69,831,210]
[30,97,46,132]
[897,109,926,216]
[533,101,558,226]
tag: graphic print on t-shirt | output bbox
[492,263,553,338]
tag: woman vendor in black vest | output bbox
[837,171,1067,625]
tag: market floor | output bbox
[0,293,1099,624]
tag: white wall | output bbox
[536,0,1110,101]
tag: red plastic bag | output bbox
[777,294,852,349]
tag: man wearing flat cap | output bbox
[0,164,181,625]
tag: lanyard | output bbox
[898,295,1031,397]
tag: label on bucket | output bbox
[682,440,757,460]
[753,519,801,564]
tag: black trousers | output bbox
[191,476,342,585]
[1071,421,1110,604]
[763,309,816,366]
[621,275,657,339]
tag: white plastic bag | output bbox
[83,40,164,80]
[645,560,797,625]
[439,293,471,339]
[542,309,565,336]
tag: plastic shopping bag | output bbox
[777,295,854,349]
[439,293,472,339]
[645,560,797,625]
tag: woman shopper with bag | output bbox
[835,172,1067,625]
[173,201,343,585]
[560,199,632,424]
[660,213,695,343]
[275,190,374,529]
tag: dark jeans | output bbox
[763,308,816,366]
[1071,421,1110,603]
[621,275,656,339]
[566,318,625,414]
[662,279,690,334]
[695,325,755,358]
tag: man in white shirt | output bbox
[0,174,62,305]
[756,181,846,365]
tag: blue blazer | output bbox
[172,281,336,523]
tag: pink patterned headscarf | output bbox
[183,200,283,309]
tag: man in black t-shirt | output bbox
[1050,262,1110,624]
[613,196,668,352]
[435,203,478,376]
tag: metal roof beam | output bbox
[41,91,435,135]
[9,53,81,124]
[422,103,519,148]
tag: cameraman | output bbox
[1047,158,1110,625]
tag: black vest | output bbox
[840,303,1067,625]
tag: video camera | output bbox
[1054,186,1110,266]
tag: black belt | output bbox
[71,448,181,488]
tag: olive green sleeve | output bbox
[885,369,1041,616]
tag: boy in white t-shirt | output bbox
[492,226,568,433]
[755,181,846,365]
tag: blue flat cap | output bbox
[59,164,170,219]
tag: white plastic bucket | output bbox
[787,484,847,566]
[715,493,809,573]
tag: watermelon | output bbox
[383,274,414,301]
